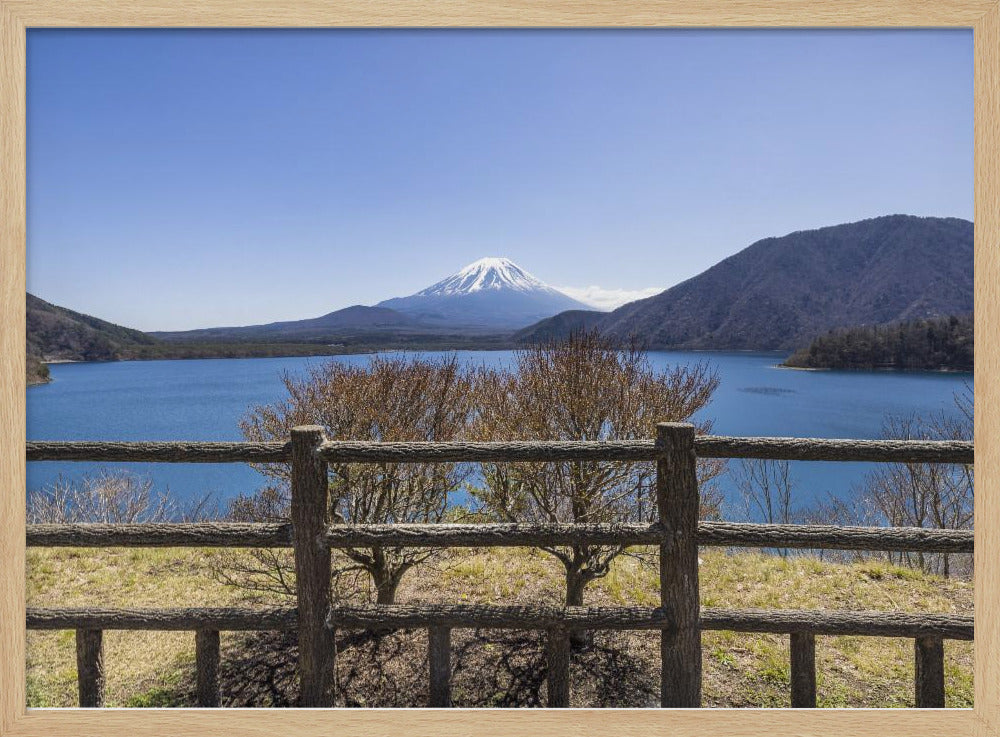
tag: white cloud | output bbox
[554,285,665,311]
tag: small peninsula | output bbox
[783,314,973,371]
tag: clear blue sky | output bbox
[27,29,972,331]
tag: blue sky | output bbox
[27,29,972,331]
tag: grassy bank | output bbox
[26,546,973,708]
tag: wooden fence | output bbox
[25,423,974,709]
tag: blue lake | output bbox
[26,352,971,518]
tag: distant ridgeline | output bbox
[24,291,511,386]
[25,294,345,386]
[783,314,973,371]
[27,215,974,384]
[517,215,973,351]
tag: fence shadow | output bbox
[207,628,656,708]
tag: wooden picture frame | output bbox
[1,2,996,735]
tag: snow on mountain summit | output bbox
[416,257,549,297]
[376,257,592,330]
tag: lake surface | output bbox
[27,351,971,519]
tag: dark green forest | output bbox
[783,314,973,371]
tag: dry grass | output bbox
[25,546,973,708]
[26,548,240,707]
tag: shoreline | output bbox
[32,348,974,379]
[776,362,973,375]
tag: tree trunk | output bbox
[565,568,591,648]
[369,547,402,606]
[565,570,586,607]
[367,563,401,635]
[376,580,399,605]
[372,565,400,605]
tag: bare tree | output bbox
[27,470,214,523]
[471,332,722,611]
[733,458,797,557]
[855,386,973,576]
[231,354,475,604]
[735,458,796,524]
[794,383,974,572]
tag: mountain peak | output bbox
[376,257,590,329]
[415,257,547,297]
[462,256,516,271]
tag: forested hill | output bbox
[27,293,158,363]
[27,294,154,383]
[524,215,973,351]
[25,294,344,385]
[783,314,973,371]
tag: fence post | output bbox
[546,627,571,707]
[428,626,452,707]
[790,632,817,707]
[291,425,334,707]
[656,422,701,708]
[915,636,945,707]
[196,629,221,707]
[75,628,104,707]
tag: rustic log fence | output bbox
[25,424,974,709]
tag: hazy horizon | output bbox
[27,29,972,331]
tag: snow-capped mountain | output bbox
[377,257,590,330]
[414,257,550,296]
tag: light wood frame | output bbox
[1,2,996,735]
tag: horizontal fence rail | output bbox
[699,608,973,640]
[27,522,294,548]
[26,440,291,463]
[323,521,975,553]
[25,425,974,709]
[694,521,974,553]
[27,435,973,465]
[694,436,973,464]
[27,521,974,554]
[318,437,974,464]
[328,604,674,630]
[27,607,298,631]
[321,440,660,463]
[26,605,973,640]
